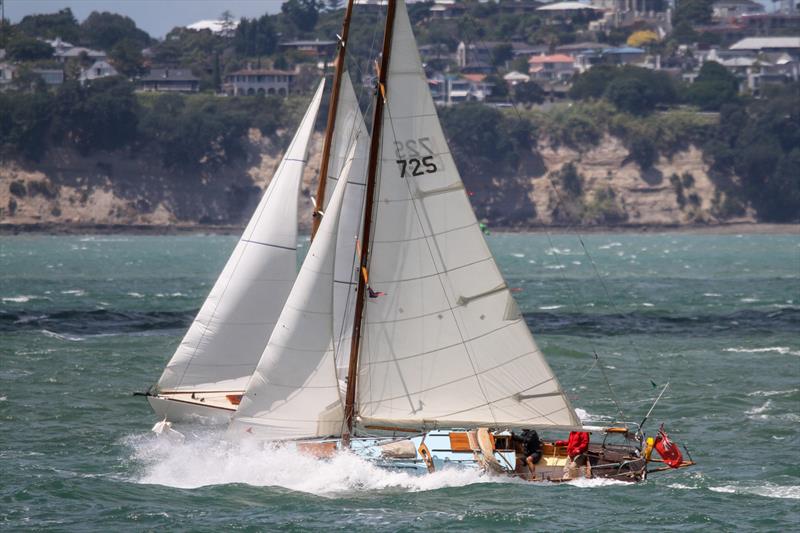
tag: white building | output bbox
[224,69,295,96]
[80,60,118,84]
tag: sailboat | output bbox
[147,0,694,482]
[144,80,328,422]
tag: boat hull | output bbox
[146,394,235,424]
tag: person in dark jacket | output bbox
[517,429,542,478]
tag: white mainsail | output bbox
[229,147,359,440]
[156,80,326,394]
[324,72,369,378]
[354,0,580,431]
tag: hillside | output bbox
[0,123,757,232]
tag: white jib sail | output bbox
[324,72,369,379]
[355,0,580,431]
[156,80,326,393]
[228,145,358,441]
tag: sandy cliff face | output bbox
[0,131,752,231]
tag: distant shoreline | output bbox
[1,222,797,236]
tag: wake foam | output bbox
[125,431,508,495]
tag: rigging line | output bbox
[382,95,500,425]
[594,350,626,420]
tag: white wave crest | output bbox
[745,400,772,415]
[126,432,507,495]
[747,389,798,397]
[724,347,800,356]
[710,482,800,500]
[40,329,85,342]
[598,242,622,250]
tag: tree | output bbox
[513,80,545,105]
[109,38,145,77]
[569,64,618,100]
[16,8,80,42]
[219,10,236,36]
[233,15,278,56]
[605,77,651,115]
[687,61,738,111]
[6,35,54,61]
[673,0,713,27]
[80,11,151,51]
[281,0,322,33]
[627,30,658,48]
[491,44,513,67]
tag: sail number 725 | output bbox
[395,137,438,178]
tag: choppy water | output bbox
[1,233,798,531]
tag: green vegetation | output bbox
[0,78,303,170]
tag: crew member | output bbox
[556,431,591,478]
[516,429,542,478]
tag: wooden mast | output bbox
[310,0,356,240]
[342,0,397,445]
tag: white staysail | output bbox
[355,0,579,431]
[324,72,369,378]
[228,147,358,440]
[157,80,326,394]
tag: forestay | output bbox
[355,0,580,431]
[228,146,359,440]
[156,80,325,393]
[324,72,369,379]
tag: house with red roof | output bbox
[528,53,576,82]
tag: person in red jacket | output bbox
[555,431,591,479]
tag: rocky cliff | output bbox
[0,129,753,232]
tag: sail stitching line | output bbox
[240,239,297,251]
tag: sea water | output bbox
[1,233,798,530]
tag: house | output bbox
[137,69,200,92]
[47,38,106,63]
[528,54,576,82]
[729,36,800,57]
[79,60,118,83]
[430,0,467,19]
[503,70,531,86]
[224,68,295,96]
[536,1,605,17]
[600,46,646,65]
[32,69,64,85]
[278,40,337,59]
[712,0,764,20]
[0,63,15,88]
[739,13,800,37]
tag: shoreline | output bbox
[1,222,797,236]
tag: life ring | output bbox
[418,442,435,473]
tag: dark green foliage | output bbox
[233,15,279,57]
[602,67,677,115]
[569,65,618,100]
[673,0,713,27]
[705,84,800,221]
[28,180,59,198]
[670,173,686,208]
[80,11,151,51]
[9,181,27,197]
[670,21,697,45]
[6,35,54,61]
[686,61,739,111]
[628,136,657,168]
[560,163,583,197]
[281,0,322,33]
[16,8,80,42]
[439,103,533,176]
[109,38,145,77]
[585,186,627,224]
[570,65,677,114]
[513,81,545,105]
[0,91,51,160]
[491,44,513,67]
[51,77,139,154]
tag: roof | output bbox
[529,53,575,63]
[55,46,105,58]
[139,69,199,82]
[504,70,531,81]
[227,69,296,76]
[603,46,646,54]
[556,41,607,51]
[537,2,604,11]
[712,0,762,6]
[187,19,240,33]
[730,37,800,50]
[462,73,487,82]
